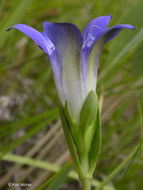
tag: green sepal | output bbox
[58,100,83,177]
[79,91,98,133]
[64,102,75,126]
[64,102,84,155]
[79,91,99,155]
[89,106,101,175]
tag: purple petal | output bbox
[43,22,84,121]
[10,24,55,55]
[8,24,65,102]
[42,22,83,55]
[84,24,135,94]
[82,15,112,49]
[97,24,136,44]
[81,15,112,84]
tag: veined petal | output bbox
[82,15,112,85]
[43,22,84,122]
[82,15,112,49]
[85,24,135,94]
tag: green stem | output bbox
[80,154,92,190]
[80,153,89,174]
[81,177,91,190]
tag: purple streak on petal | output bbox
[42,22,83,55]
[82,15,112,85]
[43,22,84,121]
[42,21,83,77]
[82,15,112,48]
[83,15,112,39]
[84,24,136,54]
[85,23,135,93]
[42,22,83,74]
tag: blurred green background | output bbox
[0,0,143,189]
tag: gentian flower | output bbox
[8,16,135,190]
[7,15,135,123]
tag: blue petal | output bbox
[11,24,55,55]
[82,15,112,85]
[43,22,84,122]
[96,24,135,44]
[85,24,135,94]
[82,15,112,49]
[9,24,64,102]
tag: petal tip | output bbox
[6,28,12,31]
[131,26,136,30]
[109,14,112,19]
[43,21,51,29]
[127,24,136,30]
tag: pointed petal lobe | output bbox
[85,24,135,94]
[11,24,55,55]
[97,24,135,44]
[82,15,112,85]
[9,24,66,103]
[82,15,112,49]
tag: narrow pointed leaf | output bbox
[58,101,83,176]
[0,0,34,47]
[89,107,101,175]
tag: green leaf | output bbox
[80,91,98,131]
[96,144,140,190]
[37,162,72,190]
[132,41,143,77]
[1,153,113,189]
[0,109,58,137]
[101,0,143,81]
[64,102,84,155]
[89,107,101,175]
[0,0,5,17]
[58,101,83,177]
[0,115,58,158]
[137,95,143,158]
[0,0,34,47]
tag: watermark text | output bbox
[8,183,32,188]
